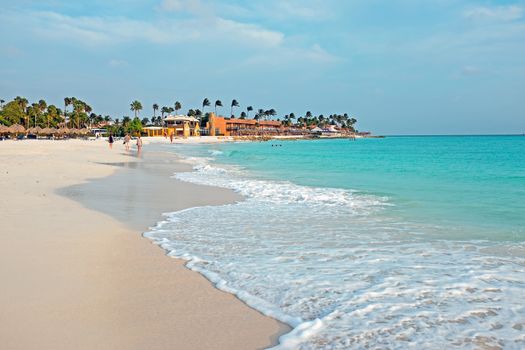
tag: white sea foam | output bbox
[144,155,525,349]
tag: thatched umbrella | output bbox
[34,126,43,135]
[41,127,53,135]
[9,124,26,135]
[0,124,8,134]
[80,128,89,136]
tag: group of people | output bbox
[108,133,143,153]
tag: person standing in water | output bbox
[136,135,143,156]
[108,133,114,149]
[124,133,131,151]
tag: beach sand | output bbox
[0,139,289,350]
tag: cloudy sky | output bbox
[1,0,524,134]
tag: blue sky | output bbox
[1,0,524,134]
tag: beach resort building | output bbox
[143,115,200,138]
[206,113,282,136]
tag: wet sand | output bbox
[0,139,290,350]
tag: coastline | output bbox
[0,139,290,350]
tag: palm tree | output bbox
[130,100,142,119]
[202,98,210,112]
[122,116,131,126]
[214,100,223,116]
[256,109,265,120]
[141,117,150,126]
[247,106,253,118]
[266,109,276,120]
[15,96,29,128]
[153,103,159,119]
[161,106,169,118]
[240,111,247,119]
[63,97,71,128]
[230,99,239,118]
[38,99,47,113]
[174,101,182,116]
[0,99,4,109]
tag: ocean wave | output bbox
[143,151,525,349]
[173,157,389,213]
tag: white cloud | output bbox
[5,10,283,48]
[109,59,128,67]
[158,0,207,14]
[214,18,284,47]
[464,5,524,22]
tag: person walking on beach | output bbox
[124,133,131,151]
[170,132,174,143]
[108,133,114,149]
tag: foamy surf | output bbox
[144,148,525,349]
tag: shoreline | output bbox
[0,139,290,349]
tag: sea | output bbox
[144,135,525,349]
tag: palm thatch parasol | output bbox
[0,124,9,134]
[8,124,26,134]
[41,127,53,135]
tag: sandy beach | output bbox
[0,139,289,350]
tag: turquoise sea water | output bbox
[146,136,525,349]
[194,136,525,240]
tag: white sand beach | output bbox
[0,139,289,350]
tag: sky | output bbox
[0,0,524,135]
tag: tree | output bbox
[174,101,182,116]
[289,113,296,125]
[240,111,247,119]
[188,109,196,117]
[214,100,222,116]
[127,117,143,136]
[247,106,253,118]
[0,100,26,126]
[256,109,265,120]
[130,100,142,119]
[202,98,210,112]
[0,99,4,109]
[161,106,170,118]
[141,117,150,126]
[46,105,59,127]
[63,97,71,128]
[265,109,276,120]
[153,103,159,119]
[14,96,29,128]
[122,116,131,126]
[231,99,239,118]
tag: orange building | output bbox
[207,113,282,136]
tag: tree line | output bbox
[130,98,358,130]
[1,96,358,132]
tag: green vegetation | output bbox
[130,100,143,118]
[0,96,359,134]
